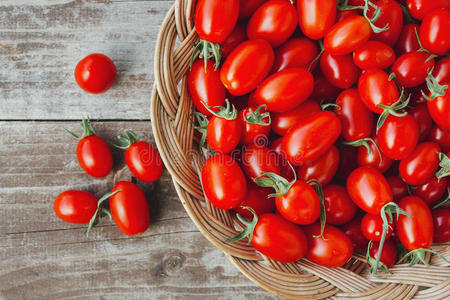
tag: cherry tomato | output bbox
[320,51,359,89]
[251,214,308,262]
[220,22,247,58]
[361,213,394,241]
[427,86,450,131]
[242,145,281,179]
[368,0,403,46]
[407,0,450,20]
[282,111,342,165]
[239,106,271,146]
[207,115,241,154]
[347,166,393,215]
[419,8,450,55]
[433,57,450,84]
[271,100,321,136]
[312,71,342,99]
[110,181,150,236]
[387,176,408,201]
[323,185,357,225]
[239,0,266,20]
[247,0,298,48]
[324,16,372,55]
[194,0,239,43]
[124,140,163,183]
[250,68,314,113]
[221,39,274,96]
[409,104,432,141]
[412,177,448,207]
[272,38,319,73]
[358,69,399,114]
[429,125,450,153]
[394,24,420,56]
[432,208,450,243]
[399,142,441,186]
[357,136,393,173]
[297,0,336,40]
[397,196,433,251]
[202,154,247,209]
[270,138,295,181]
[353,41,395,70]
[377,114,419,160]
[392,51,435,88]
[235,183,275,218]
[54,190,98,224]
[297,145,340,186]
[336,145,359,180]
[369,239,397,268]
[341,217,369,253]
[74,53,117,94]
[304,223,353,267]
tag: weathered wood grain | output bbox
[0,121,277,299]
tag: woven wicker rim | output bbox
[150,1,450,298]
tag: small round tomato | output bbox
[312,71,342,99]
[239,106,271,146]
[433,57,450,83]
[429,125,450,153]
[74,53,117,94]
[54,190,98,224]
[341,217,369,253]
[357,137,393,173]
[242,145,280,179]
[324,16,372,55]
[123,137,163,183]
[427,86,450,131]
[358,69,399,114]
[412,177,448,207]
[368,0,403,46]
[220,22,247,58]
[432,208,450,243]
[407,0,450,20]
[397,196,433,251]
[320,51,359,89]
[369,239,397,268]
[347,166,393,215]
[250,68,314,113]
[377,115,419,160]
[304,223,354,267]
[282,111,342,165]
[399,142,441,186]
[297,145,340,186]
[271,100,321,136]
[110,181,150,236]
[297,0,337,40]
[394,23,420,56]
[221,39,274,96]
[392,51,435,88]
[247,0,298,48]
[353,41,396,70]
[409,104,432,141]
[336,145,359,180]
[235,183,275,218]
[361,213,394,242]
[272,38,319,73]
[207,115,241,154]
[419,8,450,55]
[202,154,247,209]
[323,185,358,225]
[387,176,408,201]
[239,0,266,19]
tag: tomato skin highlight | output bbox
[323,185,358,225]
[341,217,369,253]
[392,51,435,88]
[271,100,321,136]
[297,145,340,186]
[221,39,274,96]
[399,142,441,186]
[353,41,396,70]
[251,214,308,262]
[74,53,117,94]
[54,190,98,224]
[125,141,163,183]
[361,213,394,242]
[432,208,450,243]
[297,0,337,40]
[272,38,319,73]
[320,51,359,89]
[206,116,241,154]
[282,111,342,165]
[110,181,150,236]
[241,145,280,179]
[235,183,275,219]
[407,0,450,20]
[397,196,434,251]
[358,69,399,114]
[412,177,448,207]
[76,135,113,178]
[419,8,450,55]
[427,86,450,131]
[304,223,354,267]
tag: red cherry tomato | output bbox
[320,51,359,89]
[220,22,247,58]
[206,115,241,154]
[392,51,435,88]
[312,71,342,99]
[125,140,163,183]
[271,100,321,136]
[394,24,420,56]
[323,185,358,225]
[369,239,397,268]
[396,196,433,251]
[202,155,247,209]
[409,104,432,141]
[194,0,239,43]
[251,214,308,262]
[407,0,450,20]
[221,39,274,96]
[272,38,319,73]
[239,106,271,146]
[242,145,281,179]
[341,217,369,253]
[433,57,450,83]
[432,208,450,243]
[412,177,448,207]
[247,0,298,48]
[353,41,395,70]
[368,0,403,46]
[361,213,394,242]
[110,181,150,236]
[399,142,441,186]
[324,16,372,55]
[387,176,408,201]
[429,125,450,153]
[297,0,336,40]
[427,86,450,131]
[250,68,314,113]
[336,145,359,180]
[74,53,117,94]
[377,115,419,160]
[357,136,393,173]
[304,223,354,267]
[347,166,393,215]
[297,145,340,186]
[235,183,275,218]
[239,0,266,19]
[54,190,98,224]
[282,111,342,165]
[358,69,399,114]
[419,8,450,55]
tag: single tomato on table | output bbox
[75,53,116,94]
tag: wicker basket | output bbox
[150,1,450,298]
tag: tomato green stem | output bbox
[308,40,324,71]
[65,118,96,139]
[435,153,450,182]
[398,248,449,266]
[191,39,222,71]
[414,27,438,62]
[243,104,271,126]
[342,138,383,165]
[421,70,448,101]
[366,241,392,274]
[113,130,140,150]
[308,179,326,239]
[433,188,450,209]
[376,88,410,132]
[226,207,258,244]
[192,112,209,149]
[254,163,297,197]
[202,99,237,120]
[85,190,121,236]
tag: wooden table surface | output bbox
[0,1,277,299]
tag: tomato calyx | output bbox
[243,105,271,126]
[366,241,392,274]
[376,88,410,132]
[421,70,449,101]
[435,153,450,181]
[226,207,258,244]
[342,138,383,165]
[433,188,450,209]
[113,130,140,150]
[254,163,296,197]
[65,118,96,139]
[338,0,389,33]
[414,28,438,62]
[308,179,326,239]
[192,112,209,149]
[191,39,222,71]
[308,40,324,71]
[202,99,237,120]
[398,248,449,267]
[320,102,341,112]
[85,190,121,236]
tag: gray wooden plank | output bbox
[0,121,276,299]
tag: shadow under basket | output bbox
[150,0,450,298]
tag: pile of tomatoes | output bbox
[190,0,450,272]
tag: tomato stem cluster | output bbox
[243,104,271,126]
[202,99,237,120]
[308,179,326,239]
[342,138,383,165]
[85,190,120,236]
[366,241,392,274]
[422,70,449,101]
[191,39,222,71]
[192,112,209,149]
[435,153,450,181]
[65,118,96,139]
[113,130,140,150]
[398,248,449,267]
[376,88,410,132]
[226,207,258,244]
[433,188,450,209]
[338,0,389,33]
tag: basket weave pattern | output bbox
[150,1,450,298]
